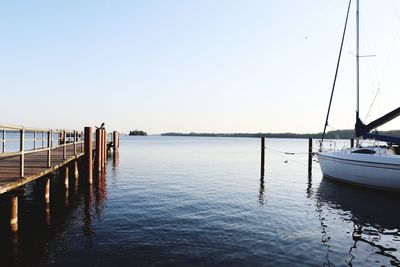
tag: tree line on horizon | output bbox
[161,129,400,139]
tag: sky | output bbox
[1,0,400,134]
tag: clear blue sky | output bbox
[1,0,400,134]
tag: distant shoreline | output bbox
[161,129,400,140]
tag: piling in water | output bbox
[84,127,93,184]
[261,137,265,178]
[10,195,18,232]
[45,177,50,204]
[96,129,102,172]
[113,131,119,154]
[308,138,312,177]
[64,166,69,189]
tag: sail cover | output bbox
[355,107,400,144]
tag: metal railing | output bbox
[0,123,85,177]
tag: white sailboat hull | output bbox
[318,150,400,191]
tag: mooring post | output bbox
[74,160,79,178]
[84,127,93,184]
[19,129,25,177]
[64,166,69,189]
[102,129,107,169]
[113,131,119,155]
[96,129,102,172]
[350,138,354,148]
[45,177,50,204]
[261,137,265,178]
[10,195,18,232]
[45,179,51,225]
[308,138,312,177]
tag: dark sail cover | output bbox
[355,107,400,144]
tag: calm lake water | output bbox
[1,136,400,266]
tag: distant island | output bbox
[162,129,400,139]
[129,130,147,136]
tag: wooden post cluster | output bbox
[308,138,313,177]
[261,137,265,178]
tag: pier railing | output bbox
[0,123,84,177]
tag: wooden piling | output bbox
[261,137,265,178]
[84,127,93,184]
[45,178,50,204]
[308,138,312,177]
[45,193,51,225]
[113,131,119,154]
[96,129,102,172]
[10,195,18,232]
[64,166,69,189]
[74,160,79,178]
[102,129,107,167]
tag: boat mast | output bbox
[356,0,360,147]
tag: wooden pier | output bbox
[0,123,119,231]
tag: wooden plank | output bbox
[0,143,84,194]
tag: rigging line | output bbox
[321,0,352,143]
[263,148,318,168]
[392,0,400,24]
[265,147,314,155]
[378,24,400,83]
[364,87,380,121]
[375,0,400,84]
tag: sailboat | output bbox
[317,0,400,191]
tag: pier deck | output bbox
[0,124,87,195]
[0,123,118,232]
[0,145,84,194]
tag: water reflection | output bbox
[307,176,313,198]
[258,177,267,206]
[113,151,119,167]
[0,163,113,266]
[316,178,400,265]
[95,171,108,220]
[84,182,94,236]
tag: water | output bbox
[1,136,400,266]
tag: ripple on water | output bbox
[2,137,400,266]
